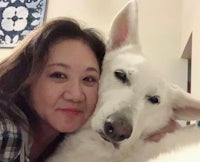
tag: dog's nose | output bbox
[104,114,132,142]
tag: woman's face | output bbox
[29,39,100,132]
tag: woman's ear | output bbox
[22,72,37,87]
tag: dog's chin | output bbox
[98,131,120,149]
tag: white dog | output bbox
[47,1,200,162]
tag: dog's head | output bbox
[91,0,200,148]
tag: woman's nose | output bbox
[63,81,85,102]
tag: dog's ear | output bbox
[108,0,140,50]
[170,85,200,121]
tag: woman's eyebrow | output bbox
[47,63,70,68]
[47,63,99,73]
[86,67,100,73]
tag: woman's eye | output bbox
[49,72,66,79]
[83,76,98,85]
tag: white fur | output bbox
[147,136,200,162]
[47,1,200,162]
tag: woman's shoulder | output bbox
[0,107,22,134]
[0,108,23,161]
[0,97,30,161]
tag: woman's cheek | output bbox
[89,87,99,112]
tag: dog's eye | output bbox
[114,70,128,84]
[146,95,160,104]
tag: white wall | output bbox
[138,0,186,90]
[0,0,186,90]
[181,0,200,98]
[46,0,131,38]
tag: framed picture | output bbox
[0,0,47,48]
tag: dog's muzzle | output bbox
[99,112,133,148]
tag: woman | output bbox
[0,18,105,161]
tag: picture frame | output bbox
[0,0,47,48]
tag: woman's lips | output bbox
[57,108,83,116]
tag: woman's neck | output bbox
[29,119,59,162]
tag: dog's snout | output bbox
[104,114,132,142]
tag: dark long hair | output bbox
[0,17,105,129]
